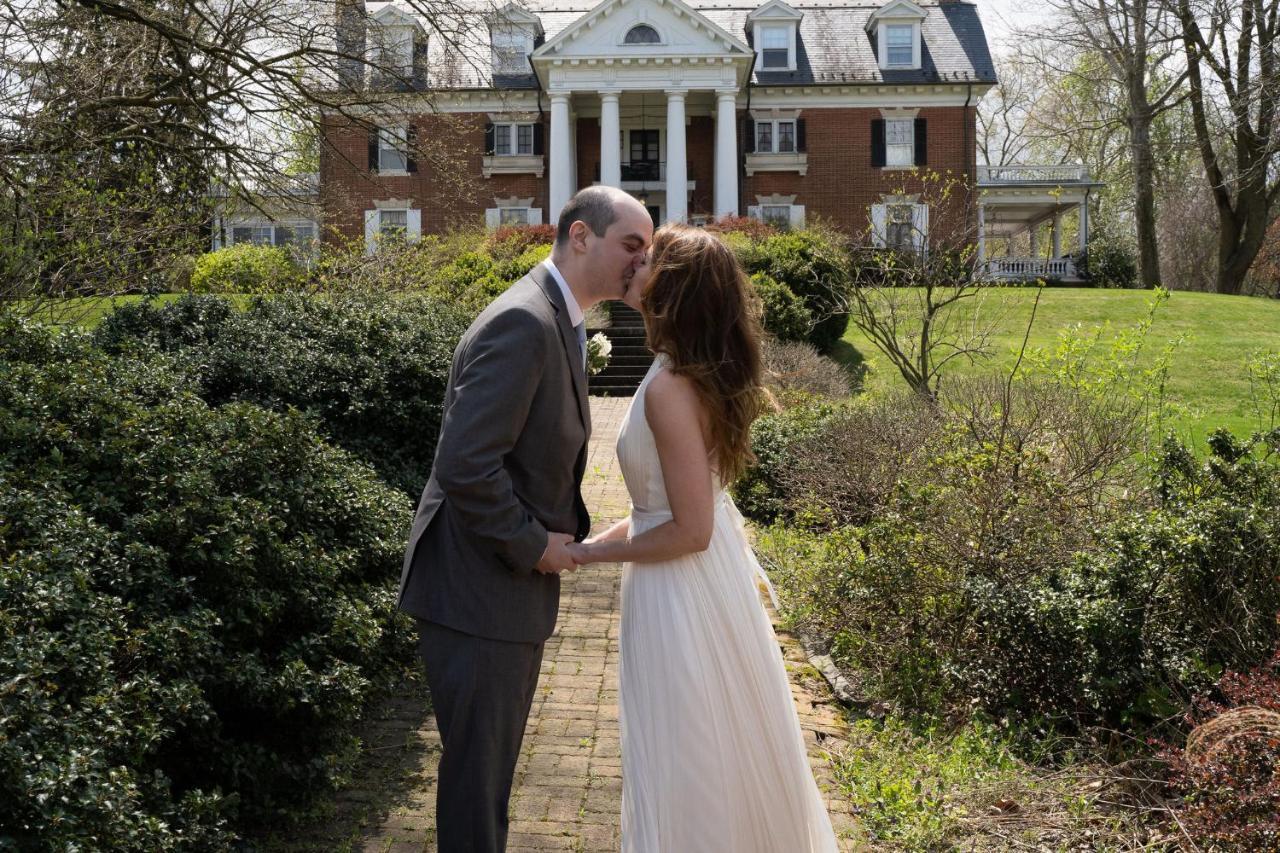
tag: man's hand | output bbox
[535,532,578,575]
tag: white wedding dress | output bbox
[616,356,839,852]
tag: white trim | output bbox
[877,22,921,70]
[744,152,807,175]
[620,23,666,46]
[533,0,752,58]
[482,154,544,178]
[753,22,797,72]
[752,117,799,153]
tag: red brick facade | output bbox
[320,104,977,245]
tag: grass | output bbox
[832,287,1280,448]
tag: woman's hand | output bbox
[567,541,596,566]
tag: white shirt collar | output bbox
[541,258,584,327]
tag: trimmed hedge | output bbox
[191,244,304,294]
[0,318,415,847]
[94,293,469,499]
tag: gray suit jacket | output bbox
[397,263,592,643]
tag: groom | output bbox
[398,186,653,852]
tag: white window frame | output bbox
[752,22,797,72]
[748,197,806,230]
[484,201,543,229]
[621,24,663,45]
[876,21,921,70]
[885,118,914,168]
[755,119,797,154]
[493,121,535,156]
[227,222,317,249]
[373,25,415,77]
[379,125,409,173]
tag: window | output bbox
[760,26,789,68]
[885,118,913,167]
[230,223,315,247]
[379,126,409,172]
[491,28,530,73]
[886,204,915,251]
[380,208,408,239]
[885,24,913,67]
[755,119,796,154]
[624,24,660,44]
[761,205,791,228]
[499,207,530,225]
[493,122,535,156]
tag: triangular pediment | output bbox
[534,0,752,60]
[747,0,803,22]
[371,5,425,31]
[490,1,544,34]
[867,0,927,25]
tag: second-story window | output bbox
[379,126,409,172]
[760,26,790,68]
[885,118,913,167]
[493,122,535,156]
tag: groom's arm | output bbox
[432,306,552,576]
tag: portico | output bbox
[531,0,754,224]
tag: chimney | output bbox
[336,0,367,90]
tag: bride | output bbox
[568,224,839,852]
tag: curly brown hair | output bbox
[640,224,767,484]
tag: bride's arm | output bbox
[571,371,714,565]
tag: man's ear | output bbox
[568,220,591,254]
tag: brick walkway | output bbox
[325,396,860,852]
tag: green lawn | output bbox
[832,288,1280,447]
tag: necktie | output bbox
[574,321,587,371]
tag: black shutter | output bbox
[796,118,806,152]
[368,128,379,172]
[532,122,544,155]
[914,117,927,166]
[742,117,755,153]
[484,122,496,155]
[871,119,885,168]
[406,124,417,173]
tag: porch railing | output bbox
[978,164,1091,184]
[984,257,1081,280]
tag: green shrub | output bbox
[732,397,842,524]
[0,327,415,846]
[751,272,812,343]
[737,228,852,351]
[94,293,469,498]
[1083,226,1139,288]
[191,244,304,294]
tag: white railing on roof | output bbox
[978,164,1090,184]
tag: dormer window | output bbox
[748,0,803,73]
[488,3,543,75]
[624,24,661,44]
[884,24,914,66]
[759,26,790,68]
[867,0,925,71]
[369,6,425,82]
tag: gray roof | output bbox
[382,0,995,89]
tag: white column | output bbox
[1028,223,1039,258]
[665,89,688,223]
[1052,211,1062,258]
[549,92,574,226]
[599,92,621,187]
[714,89,738,220]
[1078,200,1089,252]
[976,204,986,265]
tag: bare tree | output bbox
[0,0,501,311]
[1173,0,1280,295]
[1014,0,1188,289]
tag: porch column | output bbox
[1078,199,1089,252]
[599,91,621,187]
[549,90,574,225]
[1052,211,1062,257]
[1028,223,1039,258]
[976,204,986,265]
[714,89,738,220]
[665,89,688,223]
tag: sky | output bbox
[973,0,1041,57]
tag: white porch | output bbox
[977,164,1104,283]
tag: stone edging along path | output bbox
[304,396,862,852]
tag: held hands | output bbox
[535,532,578,575]
[566,540,598,567]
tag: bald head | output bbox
[554,186,648,247]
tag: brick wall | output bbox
[320,103,977,244]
